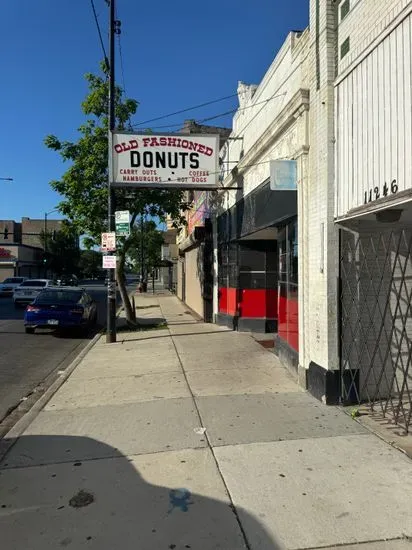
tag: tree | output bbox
[39,222,80,277]
[125,219,164,277]
[78,249,104,279]
[44,63,187,325]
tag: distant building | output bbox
[0,216,65,280]
[176,120,231,320]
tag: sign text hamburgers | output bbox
[112,133,219,189]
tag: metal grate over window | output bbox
[340,227,412,433]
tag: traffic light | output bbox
[3,227,8,240]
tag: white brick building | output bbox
[303,0,412,415]
[215,31,310,360]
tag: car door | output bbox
[81,292,92,322]
[85,292,97,323]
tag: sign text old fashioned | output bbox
[112,133,219,189]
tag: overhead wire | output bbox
[131,93,238,128]
[90,0,109,70]
[130,92,287,132]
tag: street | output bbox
[0,282,118,430]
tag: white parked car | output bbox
[13,279,54,307]
[0,277,27,297]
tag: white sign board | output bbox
[115,210,130,223]
[101,232,116,252]
[112,133,219,189]
[103,255,117,269]
[115,210,130,236]
[270,160,297,191]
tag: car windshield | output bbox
[35,290,82,304]
[20,281,47,287]
[3,278,23,284]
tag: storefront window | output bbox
[277,218,298,352]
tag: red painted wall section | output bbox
[287,294,299,351]
[278,294,288,341]
[278,292,299,352]
[239,289,277,319]
[227,288,238,316]
[218,287,228,314]
[219,288,280,322]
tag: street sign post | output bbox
[101,232,116,252]
[103,255,117,269]
[115,210,130,236]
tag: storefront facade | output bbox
[334,2,412,427]
[215,29,309,371]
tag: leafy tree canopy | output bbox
[44,62,187,323]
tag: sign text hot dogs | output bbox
[112,133,219,189]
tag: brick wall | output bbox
[301,0,340,374]
[0,220,19,243]
[21,217,63,249]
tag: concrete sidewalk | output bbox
[1,294,412,550]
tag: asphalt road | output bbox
[0,282,118,428]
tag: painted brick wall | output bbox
[301,0,340,373]
[220,30,310,208]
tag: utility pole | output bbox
[140,213,144,283]
[106,0,117,343]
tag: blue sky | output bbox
[0,0,309,223]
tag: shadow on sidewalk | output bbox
[0,435,282,550]
[122,330,236,344]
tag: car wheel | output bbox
[25,327,35,334]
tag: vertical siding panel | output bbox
[394,25,405,191]
[343,78,349,213]
[349,76,354,211]
[377,41,385,194]
[335,87,340,217]
[403,15,412,189]
[339,86,347,214]
[384,35,391,190]
[352,70,358,207]
[390,27,399,191]
[362,57,369,205]
[358,63,365,205]
[367,52,375,200]
[372,48,379,200]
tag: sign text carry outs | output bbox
[112,133,219,190]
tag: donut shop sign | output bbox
[112,133,219,189]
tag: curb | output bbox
[0,297,130,463]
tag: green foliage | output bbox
[44,62,188,242]
[44,62,188,323]
[39,223,80,276]
[125,219,164,276]
[78,249,103,279]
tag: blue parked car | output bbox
[24,287,97,334]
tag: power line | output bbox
[132,93,238,127]
[90,0,109,69]
[130,92,287,132]
[117,33,127,94]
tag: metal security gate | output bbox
[340,226,412,433]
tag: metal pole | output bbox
[44,212,48,278]
[140,213,144,283]
[106,0,117,343]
